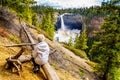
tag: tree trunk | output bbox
[102,57,112,80]
[103,69,108,80]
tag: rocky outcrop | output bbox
[0,7,21,37]
[87,16,104,37]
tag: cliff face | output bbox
[0,7,21,37]
[90,17,103,30]
[55,13,82,30]
[87,16,104,37]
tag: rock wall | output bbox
[55,13,82,30]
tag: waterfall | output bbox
[60,14,65,30]
[54,13,81,43]
[60,13,73,30]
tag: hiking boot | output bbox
[33,66,39,73]
[31,58,40,73]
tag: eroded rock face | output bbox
[0,7,34,43]
[55,13,82,30]
[88,17,104,37]
[49,49,82,80]
[0,7,21,37]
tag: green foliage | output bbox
[86,26,95,36]
[86,37,98,60]
[79,68,85,76]
[1,0,37,25]
[75,30,88,50]
[110,67,120,80]
[89,1,120,80]
[41,13,55,38]
[56,5,107,20]
[31,5,55,15]
[2,0,55,39]
[67,37,73,46]
[31,5,55,39]
[32,13,39,27]
[85,61,97,68]
[64,45,88,59]
[51,62,58,67]
[10,35,21,44]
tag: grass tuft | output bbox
[63,45,88,59]
[9,35,21,44]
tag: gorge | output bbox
[54,13,82,43]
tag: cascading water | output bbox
[54,13,81,43]
[60,14,65,30]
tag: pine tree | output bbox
[75,30,88,50]
[89,1,120,80]
[32,13,38,27]
[2,0,35,24]
[47,13,55,38]
[41,13,55,38]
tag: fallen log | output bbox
[22,24,60,80]
[5,47,25,75]
[5,43,36,47]
[18,55,31,62]
[5,54,32,76]
[42,62,60,80]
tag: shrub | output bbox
[10,35,21,44]
[63,45,88,59]
[79,68,85,76]
[51,62,58,67]
[85,61,97,68]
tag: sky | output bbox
[35,0,104,9]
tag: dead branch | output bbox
[5,43,36,47]
[5,47,24,75]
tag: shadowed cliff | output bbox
[55,13,82,30]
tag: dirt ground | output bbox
[0,29,80,80]
[0,35,44,80]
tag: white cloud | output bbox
[35,0,101,9]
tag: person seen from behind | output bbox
[32,34,50,73]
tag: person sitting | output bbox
[32,34,50,73]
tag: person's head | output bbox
[37,34,45,42]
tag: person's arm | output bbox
[32,45,39,58]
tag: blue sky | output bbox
[35,0,105,9]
